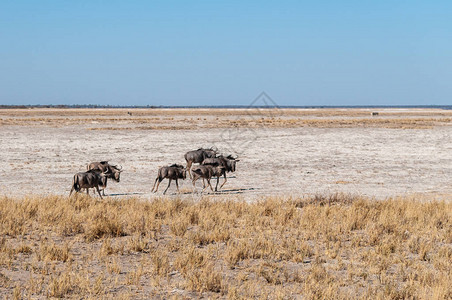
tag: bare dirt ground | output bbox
[0,108,451,200]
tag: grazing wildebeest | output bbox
[151,164,187,194]
[184,148,217,179]
[69,169,109,199]
[87,161,122,195]
[202,155,240,191]
[191,165,225,193]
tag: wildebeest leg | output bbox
[95,186,103,199]
[163,179,172,195]
[208,179,214,192]
[202,179,213,192]
[86,188,89,196]
[192,174,199,193]
[186,161,193,179]
[153,178,163,193]
[215,176,220,192]
[201,180,207,192]
[202,178,206,188]
[105,180,109,195]
[219,173,227,189]
[151,177,159,192]
[102,182,107,196]
[175,178,180,193]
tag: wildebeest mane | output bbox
[196,147,216,151]
[169,163,184,168]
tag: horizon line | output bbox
[0,104,451,110]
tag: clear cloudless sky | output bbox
[0,1,451,106]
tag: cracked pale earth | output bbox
[0,108,451,200]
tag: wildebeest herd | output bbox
[69,148,239,198]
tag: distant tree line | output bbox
[0,105,159,109]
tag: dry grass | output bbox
[1,108,451,129]
[0,194,451,299]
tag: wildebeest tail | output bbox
[72,175,81,192]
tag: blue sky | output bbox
[1,1,451,106]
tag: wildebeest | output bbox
[69,169,109,199]
[202,155,239,191]
[87,161,122,195]
[151,164,187,194]
[191,165,225,193]
[184,148,217,179]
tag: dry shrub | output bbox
[302,264,341,299]
[254,262,288,285]
[47,272,73,298]
[127,235,149,253]
[0,198,28,236]
[99,238,115,257]
[83,206,125,241]
[169,218,190,237]
[0,272,10,286]
[224,239,248,267]
[0,194,451,299]
[184,262,224,293]
[174,245,207,275]
[15,242,32,254]
[151,250,170,277]
[37,241,71,262]
[294,192,360,208]
[186,226,231,246]
[13,285,21,300]
[106,257,122,274]
[125,267,144,286]
[0,195,165,242]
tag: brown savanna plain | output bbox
[0,108,451,299]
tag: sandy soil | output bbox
[0,108,451,200]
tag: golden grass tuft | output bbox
[0,194,451,298]
[37,241,71,262]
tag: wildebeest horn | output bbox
[117,165,123,170]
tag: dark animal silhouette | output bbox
[87,161,122,195]
[191,165,225,193]
[184,148,217,179]
[69,169,108,199]
[202,155,239,191]
[151,164,186,194]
